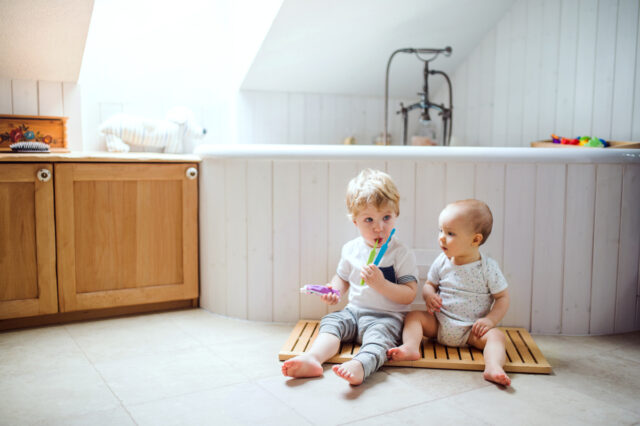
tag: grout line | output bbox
[62,326,140,425]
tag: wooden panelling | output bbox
[225,160,248,319]
[199,156,640,334]
[590,165,622,334]
[247,160,273,321]
[273,160,301,322]
[299,161,329,320]
[562,165,596,334]
[531,164,566,334]
[615,164,640,332]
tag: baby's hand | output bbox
[425,293,442,313]
[320,288,340,305]
[360,264,385,289]
[472,317,494,337]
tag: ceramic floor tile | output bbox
[65,313,201,363]
[171,309,292,346]
[550,352,640,415]
[441,373,639,425]
[258,367,433,425]
[346,397,492,425]
[127,382,311,426]
[94,346,249,405]
[383,365,492,400]
[31,407,136,426]
[207,324,294,380]
[0,326,89,376]
[0,364,121,425]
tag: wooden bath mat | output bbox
[279,320,552,374]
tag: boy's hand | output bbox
[425,292,442,313]
[360,264,385,289]
[320,288,340,305]
[472,317,495,337]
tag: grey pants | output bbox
[319,305,405,380]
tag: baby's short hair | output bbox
[450,199,493,245]
[346,169,400,220]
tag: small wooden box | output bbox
[0,114,68,152]
[531,139,640,149]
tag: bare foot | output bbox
[332,360,364,385]
[282,355,323,378]
[387,344,421,361]
[483,365,511,386]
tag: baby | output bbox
[387,199,511,386]
[282,169,419,385]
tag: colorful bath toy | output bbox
[300,284,341,297]
[360,239,379,285]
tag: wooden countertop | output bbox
[0,151,201,163]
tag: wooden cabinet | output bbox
[0,164,58,319]
[0,157,199,324]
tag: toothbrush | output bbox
[360,239,379,285]
[300,284,341,297]
[373,228,396,266]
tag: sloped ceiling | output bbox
[0,0,94,81]
[241,0,515,97]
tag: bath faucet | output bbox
[384,47,453,146]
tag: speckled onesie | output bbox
[427,252,508,347]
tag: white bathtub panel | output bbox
[562,164,596,334]
[199,159,227,315]
[502,164,536,329]
[387,161,416,249]
[247,160,273,321]
[475,163,506,266]
[415,163,445,250]
[445,163,475,204]
[532,164,566,334]
[590,165,622,334]
[300,161,329,319]
[615,164,640,333]
[327,162,360,313]
[273,161,302,322]
[225,160,248,319]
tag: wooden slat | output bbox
[279,321,552,374]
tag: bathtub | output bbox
[196,144,640,335]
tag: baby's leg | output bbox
[387,311,438,361]
[468,328,511,386]
[282,332,340,378]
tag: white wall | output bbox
[237,90,424,145]
[0,79,83,152]
[443,0,640,147]
[238,0,640,147]
[78,0,282,152]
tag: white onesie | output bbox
[427,252,508,347]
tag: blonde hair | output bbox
[346,169,400,220]
[449,199,493,245]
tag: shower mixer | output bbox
[383,46,453,146]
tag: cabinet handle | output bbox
[37,168,52,182]
[186,167,198,180]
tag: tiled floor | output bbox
[1,308,639,426]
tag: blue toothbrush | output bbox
[373,228,396,266]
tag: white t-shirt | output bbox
[337,236,418,313]
[427,252,508,325]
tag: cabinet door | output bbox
[0,163,58,319]
[55,163,198,312]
